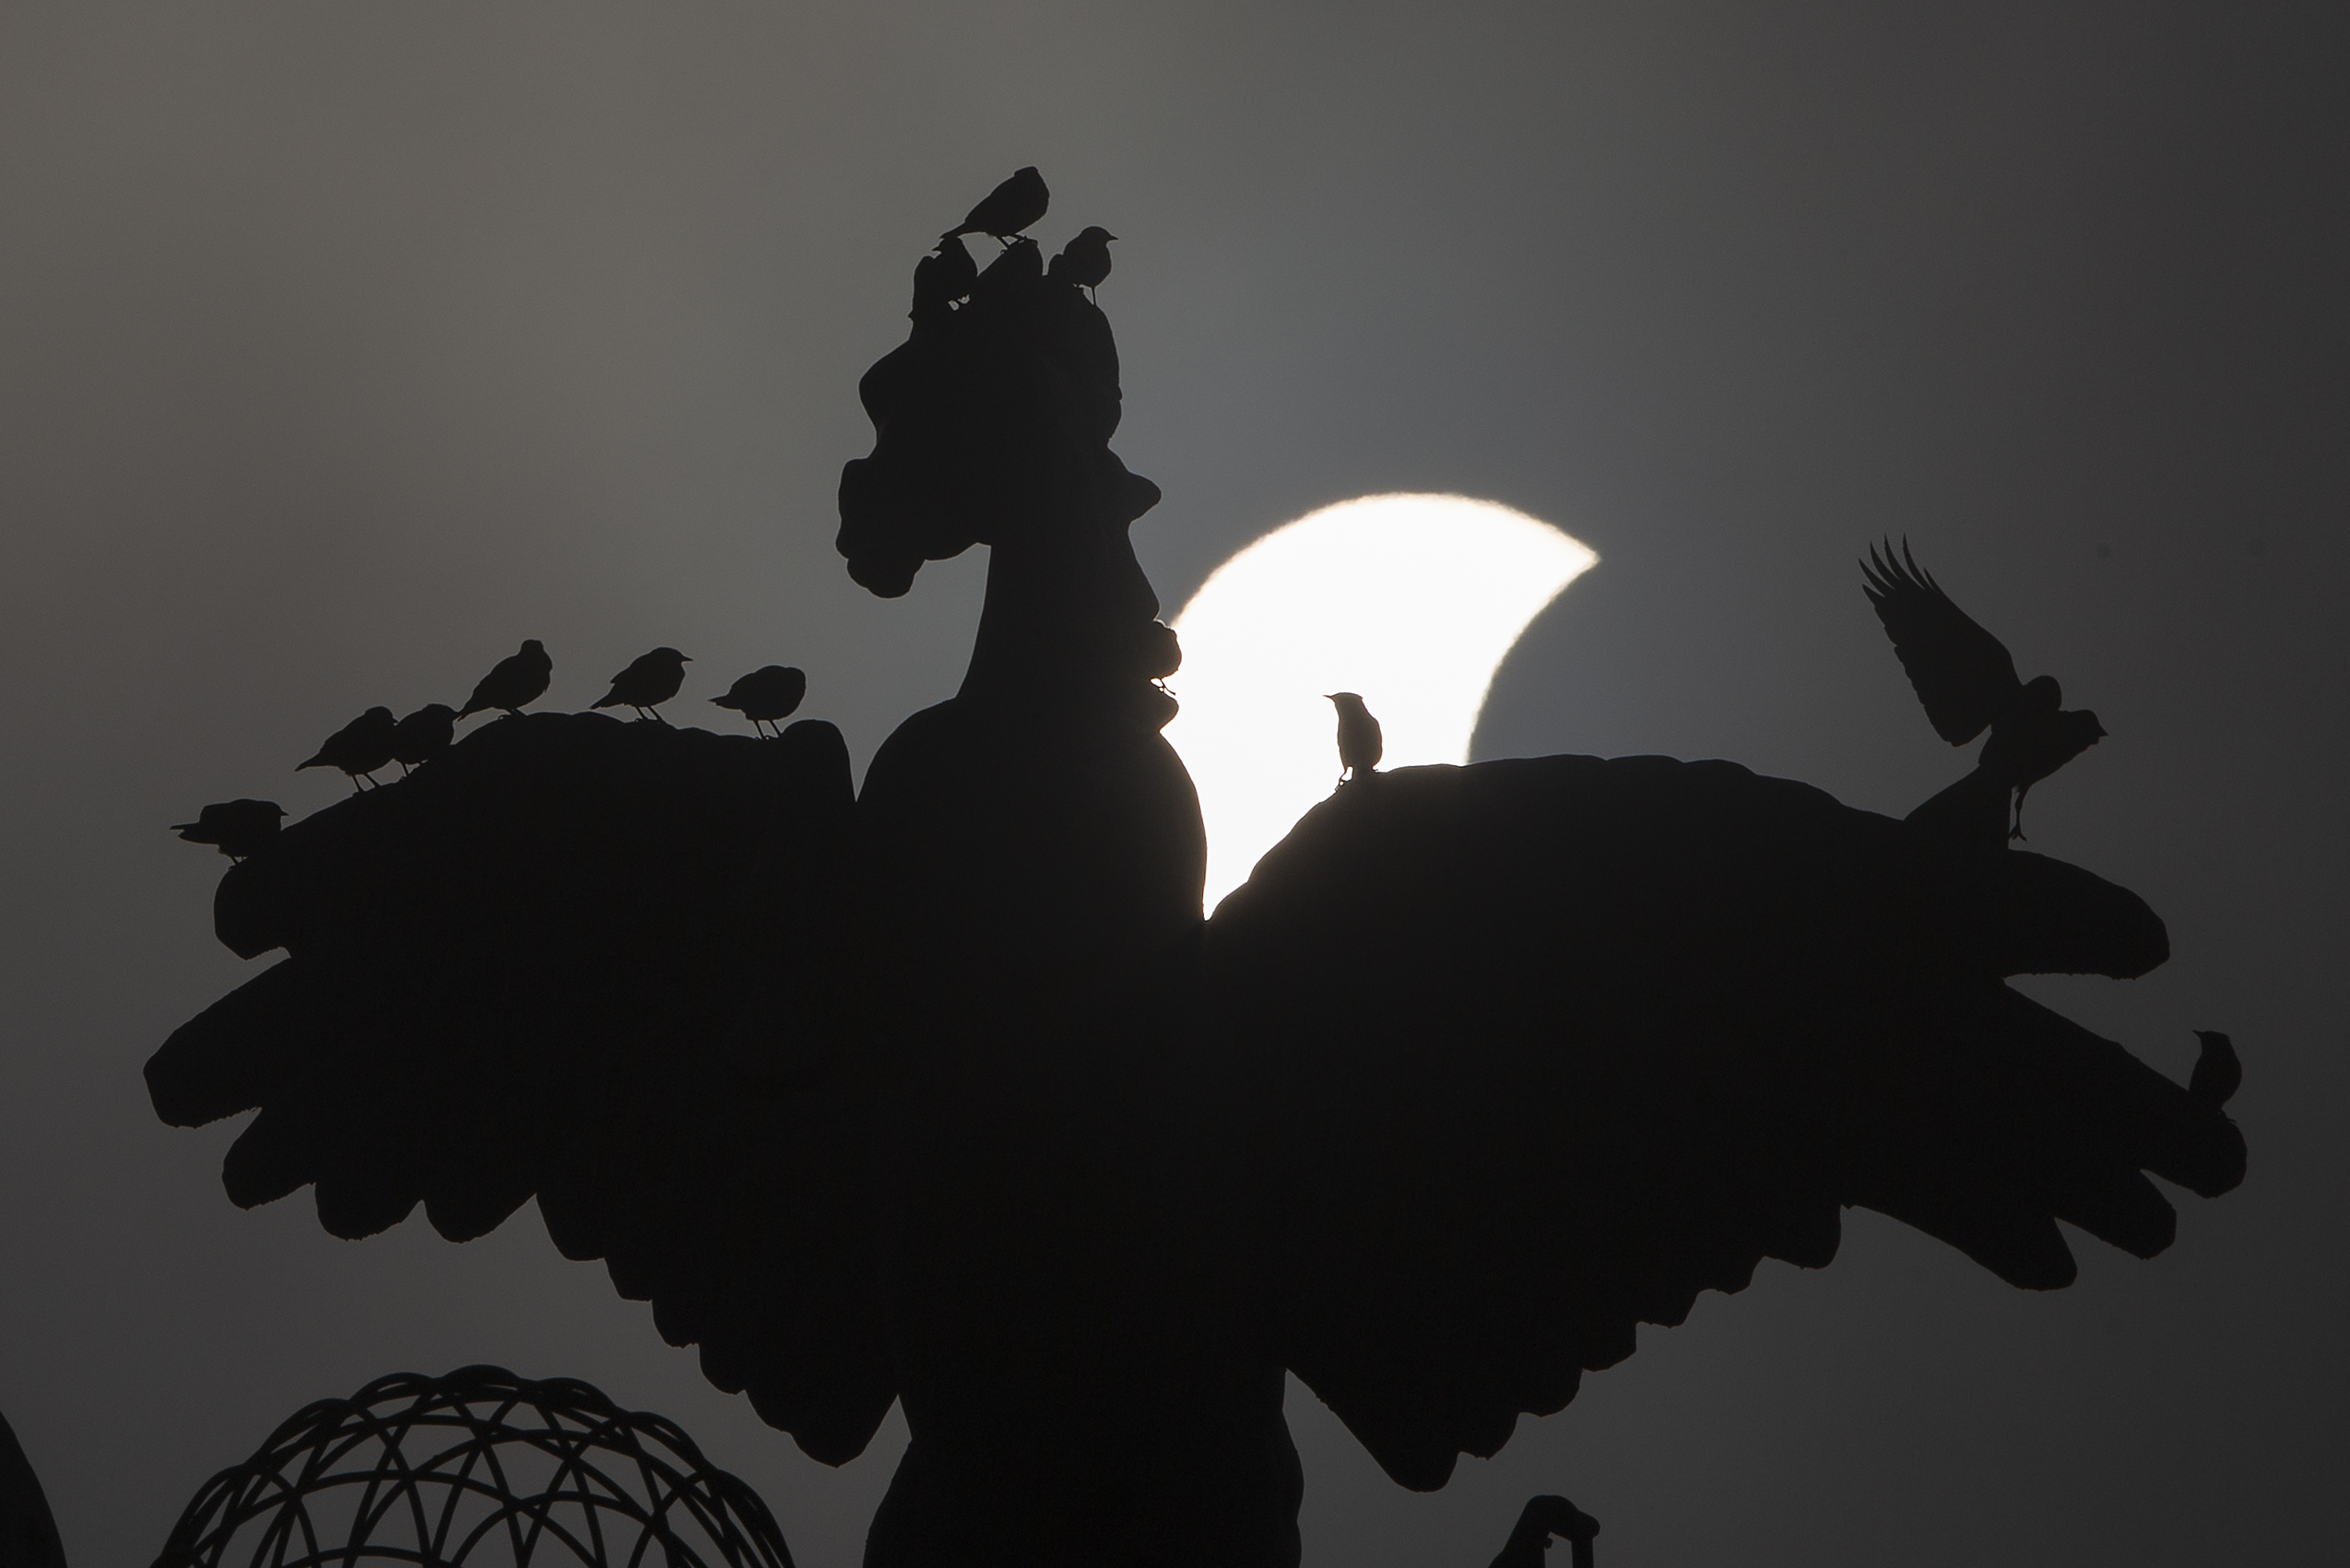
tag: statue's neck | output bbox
[958,519,1169,725]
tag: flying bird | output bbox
[593,647,692,722]
[457,640,552,721]
[390,704,457,772]
[941,165,1049,244]
[171,799,285,861]
[1862,540,2105,841]
[710,666,808,737]
[1046,226,1116,296]
[1327,691,1383,784]
[297,707,397,790]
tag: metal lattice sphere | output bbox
[154,1365,796,1568]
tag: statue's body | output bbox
[149,187,2244,1566]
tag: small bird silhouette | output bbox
[171,799,285,861]
[390,703,457,772]
[1487,1495,1600,1568]
[710,666,808,737]
[2190,1031,2242,1108]
[298,707,398,790]
[593,647,692,722]
[1326,692,1383,785]
[1862,541,2105,840]
[1046,227,1116,297]
[457,640,553,721]
[941,166,1049,245]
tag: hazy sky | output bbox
[1,4,2343,1563]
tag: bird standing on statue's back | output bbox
[594,647,692,723]
[458,640,552,722]
[1327,692,1382,785]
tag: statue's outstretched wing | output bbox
[147,713,896,1465]
[1201,755,2245,1491]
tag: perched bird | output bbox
[941,166,1049,244]
[171,799,285,861]
[457,640,553,721]
[298,707,398,790]
[390,703,457,772]
[1046,226,1116,296]
[1862,541,2105,841]
[1488,1495,1601,1568]
[710,666,808,737]
[2190,1031,2242,1108]
[593,647,692,722]
[1326,692,1383,784]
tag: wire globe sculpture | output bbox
[153,1365,796,1568]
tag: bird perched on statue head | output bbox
[171,799,285,861]
[1326,692,1383,785]
[941,165,1049,245]
[594,647,691,723]
[298,707,398,790]
[390,704,457,772]
[457,640,552,721]
[1862,540,2104,841]
[1046,227,1116,297]
[710,666,808,737]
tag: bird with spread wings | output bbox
[149,176,2244,1568]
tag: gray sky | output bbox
[1,3,2343,1563]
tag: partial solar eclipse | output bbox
[1165,493,1598,910]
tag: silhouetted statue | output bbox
[1046,226,1116,297]
[712,665,809,737]
[1326,690,1383,784]
[1863,539,2106,843]
[456,638,552,720]
[150,173,2247,1568]
[171,799,284,861]
[390,702,456,772]
[296,706,396,790]
[592,646,692,722]
[942,165,1050,245]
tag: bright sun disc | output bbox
[1165,493,1597,911]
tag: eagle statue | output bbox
[148,174,2245,1568]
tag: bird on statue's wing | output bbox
[711,666,808,737]
[1327,691,1383,784]
[390,704,456,772]
[942,165,1049,245]
[457,639,552,721]
[592,648,691,723]
[297,707,396,789]
[1862,539,2106,842]
[148,172,2249,1568]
